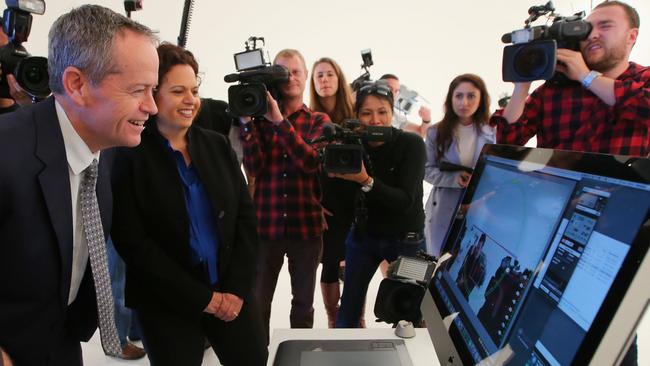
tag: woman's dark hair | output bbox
[155,42,199,88]
[309,57,355,125]
[354,81,394,115]
[435,73,490,162]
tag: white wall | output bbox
[27,0,649,122]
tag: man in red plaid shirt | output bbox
[493,3,645,365]
[491,1,649,157]
[240,49,330,343]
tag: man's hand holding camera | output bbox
[263,91,283,125]
[0,66,32,106]
[555,48,590,82]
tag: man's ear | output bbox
[628,28,639,48]
[61,66,89,106]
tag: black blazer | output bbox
[111,121,258,315]
[0,98,112,364]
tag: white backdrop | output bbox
[24,0,649,122]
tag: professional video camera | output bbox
[0,0,49,100]
[350,48,373,92]
[501,1,592,83]
[224,36,289,117]
[374,251,437,325]
[311,119,392,174]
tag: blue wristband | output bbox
[581,70,602,89]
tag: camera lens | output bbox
[239,91,260,107]
[513,44,550,78]
[337,151,351,165]
[228,83,268,116]
[16,56,51,99]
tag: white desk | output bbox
[268,328,440,366]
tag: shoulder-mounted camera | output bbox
[501,1,592,84]
[224,36,288,117]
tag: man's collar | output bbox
[55,99,100,175]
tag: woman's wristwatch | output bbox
[361,176,374,192]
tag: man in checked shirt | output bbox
[240,49,330,343]
[493,2,646,364]
[492,1,649,157]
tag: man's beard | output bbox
[582,42,627,72]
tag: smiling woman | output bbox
[110,42,268,366]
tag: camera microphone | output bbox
[224,65,288,83]
[501,33,512,44]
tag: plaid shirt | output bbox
[241,105,329,240]
[491,62,650,157]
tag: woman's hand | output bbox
[328,161,369,184]
[214,292,244,322]
[458,171,472,188]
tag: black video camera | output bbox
[224,36,288,117]
[0,0,49,100]
[374,252,436,325]
[311,119,392,174]
[501,1,592,83]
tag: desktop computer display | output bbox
[423,145,650,366]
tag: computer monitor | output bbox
[422,145,650,366]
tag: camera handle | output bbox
[525,1,555,26]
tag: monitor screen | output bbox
[424,145,650,366]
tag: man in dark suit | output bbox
[0,5,158,366]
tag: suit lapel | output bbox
[34,98,74,306]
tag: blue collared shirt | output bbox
[164,138,220,286]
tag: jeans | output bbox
[336,230,424,328]
[107,237,142,347]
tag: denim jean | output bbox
[335,230,424,328]
[107,237,141,347]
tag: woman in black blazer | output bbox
[111,43,267,366]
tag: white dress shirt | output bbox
[55,100,101,305]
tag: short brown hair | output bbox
[594,1,640,29]
[155,42,199,87]
[273,49,307,71]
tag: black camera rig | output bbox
[350,48,373,92]
[374,251,437,325]
[501,1,592,83]
[224,36,288,117]
[310,119,392,175]
[0,0,49,100]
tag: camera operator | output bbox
[492,1,649,157]
[0,25,32,112]
[330,81,426,328]
[493,3,645,364]
[379,74,432,138]
[239,49,330,343]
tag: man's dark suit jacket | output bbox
[110,121,258,315]
[0,98,111,365]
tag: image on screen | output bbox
[430,153,650,366]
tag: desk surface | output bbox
[268,328,440,366]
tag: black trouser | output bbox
[136,299,267,366]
